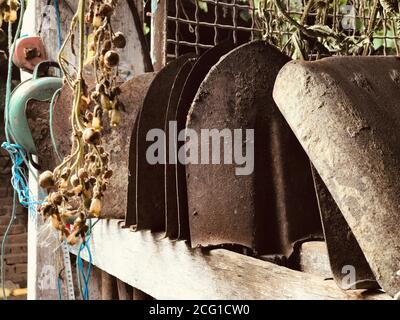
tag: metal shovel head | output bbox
[118,72,156,225]
[186,41,322,255]
[135,54,193,232]
[164,56,197,239]
[174,41,236,240]
[311,165,379,290]
[273,56,400,296]
[52,73,155,220]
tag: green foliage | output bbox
[255,0,400,59]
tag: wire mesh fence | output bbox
[165,0,400,61]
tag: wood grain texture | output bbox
[70,219,391,300]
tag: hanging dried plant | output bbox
[38,0,125,245]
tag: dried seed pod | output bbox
[99,3,113,16]
[51,215,61,230]
[92,14,103,28]
[112,32,126,48]
[91,91,100,101]
[40,203,54,216]
[88,177,97,184]
[59,179,70,190]
[83,128,101,145]
[104,50,119,68]
[50,192,63,206]
[70,174,80,187]
[89,197,102,217]
[73,185,83,196]
[95,83,105,94]
[78,168,89,180]
[80,96,90,112]
[92,116,102,130]
[100,94,112,110]
[73,216,83,228]
[85,12,93,24]
[110,109,121,127]
[39,171,55,189]
[60,167,71,180]
[103,170,113,179]
[8,10,17,23]
[84,197,92,209]
[103,39,112,52]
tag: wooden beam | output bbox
[70,219,390,300]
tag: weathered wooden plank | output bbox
[116,278,132,300]
[70,219,390,300]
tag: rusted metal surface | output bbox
[164,56,196,239]
[186,41,322,256]
[26,100,56,171]
[175,41,236,240]
[311,165,378,290]
[273,56,400,296]
[151,0,168,71]
[134,55,192,231]
[52,73,156,220]
[12,36,47,72]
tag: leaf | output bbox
[198,1,208,13]
[143,22,150,35]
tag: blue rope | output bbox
[77,241,92,300]
[76,218,99,300]
[1,142,43,209]
[53,0,62,50]
[57,276,64,300]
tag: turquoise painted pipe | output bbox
[7,61,63,155]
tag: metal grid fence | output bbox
[165,0,400,60]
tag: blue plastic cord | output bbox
[76,219,99,300]
[53,0,62,50]
[1,142,43,209]
[57,276,64,300]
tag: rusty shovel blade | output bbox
[134,54,193,232]
[174,41,237,240]
[273,56,400,296]
[311,165,379,290]
[186,41,322,255]
[164,56,197,239]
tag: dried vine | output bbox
[38,0,126,245]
